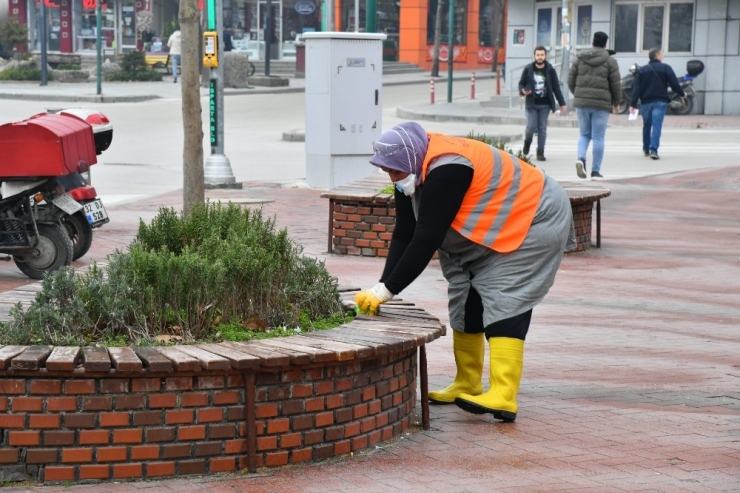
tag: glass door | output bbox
[118,0,137,52]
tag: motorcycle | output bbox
[0,111,109,279]
[618,59,704,116]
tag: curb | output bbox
[0,93,160,103]
[396,105,579,128]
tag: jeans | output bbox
[524,105,551,149]
[640,101,668,153]
[171,54,181,81]
[576,107,610,173]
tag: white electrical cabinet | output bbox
[303,32,386,189]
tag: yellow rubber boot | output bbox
[428,331,484,404]
[454,337,524,421]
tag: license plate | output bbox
[84,199,109,227]
[52,193,83,214]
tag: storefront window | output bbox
[427,0,467,46]
[28,0,62,52]
[76,0,116,51]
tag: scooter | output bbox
[618,60,704,116]
[0,111,107,279]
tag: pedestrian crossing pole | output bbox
[204,0,241,189]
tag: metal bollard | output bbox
[496,67,501,95]
[430,78,435,104]
[471,72,476,99]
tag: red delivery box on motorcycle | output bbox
[0,112,97,177]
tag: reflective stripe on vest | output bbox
[421,134,545,253]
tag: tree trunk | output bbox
[179,0,204,212]
[430,0,444,77]
[491,0,505,72]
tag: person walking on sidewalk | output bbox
[567,31,621,180]
[354,122,575,422]
[167,27,182,83]
[518,46,568,162]
[630,48,686,160]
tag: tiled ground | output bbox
[3,166,739,492]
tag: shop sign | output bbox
[294,1,316,15]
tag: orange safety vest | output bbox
[421,134,545,253]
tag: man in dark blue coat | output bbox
[630,48,686,160]
[518,46,567,162]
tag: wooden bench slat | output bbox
[218,341,290,367]
[330,327,413,351]
[133,347,174,373]
[288,336,370,360]
[197,344,262,370]
[250,341,312,366]
[307,330,389,354]
[173,346,231,371]
[11,345,52,371]
[45,346,80,372]
[257,338,336,363]
[83,346,111,372]
[108,347,143,373]
[356,324,438,343]
[156,347,202,372]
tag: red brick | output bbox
[181,392,208,407]
[315,412,334,427]
[315,381,333,395]
[178,459,205,475]
[0,414,25,428]
[209,457,235,472]
[146,461,175,478]
[362,387,376,401]
[257,436,277,451]
[361,416,376,433]
[62,447,93,463]
[0,380,25,395]
[165,377,192,391]
[115,395,146,410]
[209,423,236,439]
[334,439,351,455]
[224,439,247,454]
[381,426,393,441]
[0,449,20,463]
[255,403,278,418]
[9,431,39,446]
[165,409,193,425]
[113,429,143,444]
[99,412,130,427]
[29,414,60,429]
[291,447,312,463]
[30,380,62,395]
[326,394,344,409]
[292,415,314,430]
[131,445,160,460]
[265,451,289,467]
[0,397,6,411]
[280,433,302,448]
[145,427,176,442]
[134,411,162,426]
[79,430,109,445]
[64,413,95,428]
[46,396,77,412]
[65,380,95,394]
[97,446,127,462]
[305,397,325,412]
[149,394,177,408]
[26,448,58,464]
[79,464,110,480]
[368,429,382,445]
[132,378,161,392]
[42,430,74,447]
[81,396,112,411]
[178,425,206,441]
[353,403,369,419]
[11,397,42,412]
[351,435,368,451]
[44,466,75,482]
[198,376,224,389]
[344,422,361,438]
[291,384,313,398]
[213,390,239,405]
[100,379,128,393]
[197,407,223,423]
[113,463,143,479]
[266,418,290,434]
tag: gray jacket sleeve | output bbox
[608,58,622,106]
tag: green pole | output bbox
[447,0,454,103]
[96,0,102,95]
[366,0,377,33]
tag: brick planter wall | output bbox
[0,349,417,483]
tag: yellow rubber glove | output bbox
[354,283,394,316]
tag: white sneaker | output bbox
[575,159,587,179]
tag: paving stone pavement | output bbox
[2,164,739,492]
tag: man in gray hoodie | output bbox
[567,32,621,179]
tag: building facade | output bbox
[506,0,739,115]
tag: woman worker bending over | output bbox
[355,122,575,421]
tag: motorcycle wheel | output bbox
[617,91,631,114]
[13,223,73,280]
[669,95,694,116]
[63,210,94,260]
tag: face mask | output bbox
[394,174,416,196]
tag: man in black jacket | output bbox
[518,46,567,161]
[630,48,686,160]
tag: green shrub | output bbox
[0,67,52,81]
[54,63,82,70]
[466,131,534,165]
[120,51,148,72]
[0,202,349,346]
[107,69,162,81]
[0,17,27,58]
